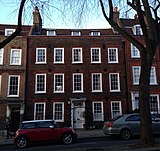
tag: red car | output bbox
[14,120,78,148]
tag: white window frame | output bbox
[47,30,56,36]
[54,74,64,93]
[34,103,46,120]
[5,29,15,36]
[92,101,104,121]
[36,48,47,64]
[91,48,101,63]
[131,92,160,114]
[92,73,102,92]
[150,67,157,85]
[8,75,20,97]
[35,74,46,93]
[0,49,4,65]
[131,92,139,110]
[111,101,122,118]
[71,31,81,36]
[90,31,101,36]
[109,73,120,92]
[132,66,157,85]
[72,48,83,63]
[108,48,119,63]
[10,49,22,65]
[53,102,64,122]
[73,73,83,93]
[133,25,142,35]
[131,44,140,58]
[54,48,64,64]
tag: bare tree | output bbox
[99,0,160,146]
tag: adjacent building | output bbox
[0,25,31,131]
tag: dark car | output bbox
[103,113,160,140]
[14,120,78,148]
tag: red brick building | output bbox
[0,24,31,131]
[25,7,128,129]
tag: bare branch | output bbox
[0,0,26,49]
[99,0,145,52]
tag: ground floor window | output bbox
[131,92,160,114]
[53,102,64,122]
[111,101,122,118]
[92,101,104,121]
[34,103,46,120]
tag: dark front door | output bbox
[11,107,20,132]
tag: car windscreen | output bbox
[110,115,124,121]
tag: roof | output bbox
[22,119,54,123]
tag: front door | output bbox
[11,107,20,132]
[73,107,85,129]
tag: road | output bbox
[0,136,142,151]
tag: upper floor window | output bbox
[92,73,102,92]
[91,48,101,63]
[36,48,46,64]
[8,75,20,97]
[111,101,122,118]
[47,30,56,36]
[10,49,22,65]
[73,73,83,93]
[133,25,142,35]
[35,74,46,93]
[53,102,64,122]
[108,48,118,63]
[0,49,4,65]
[72,48,83,63]
[5,29,15,36]
[54,74,64,93]
[71,31,81,36]
[92,102,104,121]
[34,103,46,120]
[109,73,120,92]
[132,66,157,85]
[90,31,100,36]
[131,44,140,58]
[54,48,64,64]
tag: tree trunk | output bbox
[139,50,155,146]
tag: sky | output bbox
[0,0,111,29]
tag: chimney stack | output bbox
[113,7,119,23]
[32,6,42,34]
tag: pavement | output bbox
[1,129,160,151]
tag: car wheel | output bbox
[15,136,28,148]
[120,129,131,140]
[61,133,73,144]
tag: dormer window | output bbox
[133,25,142,35]
[5,29,15,36]
[71,31,81,36]
[47,30,56,36]
[90,31,101,36]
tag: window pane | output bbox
[9,76,19,96]
[35,103,45,120]
[108,48,118,63]
[92,74,102,91]
[54,74,64,92]
[11,49,21,65]
[111,102,121,118]
[36,74,46,92]
[73,74,83,92]
[36,48,46,63]
[110,73,120,91]
[91,48,100,63]
[72,48,82,63]
[93,102,103,121]
[54,48,63,63]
